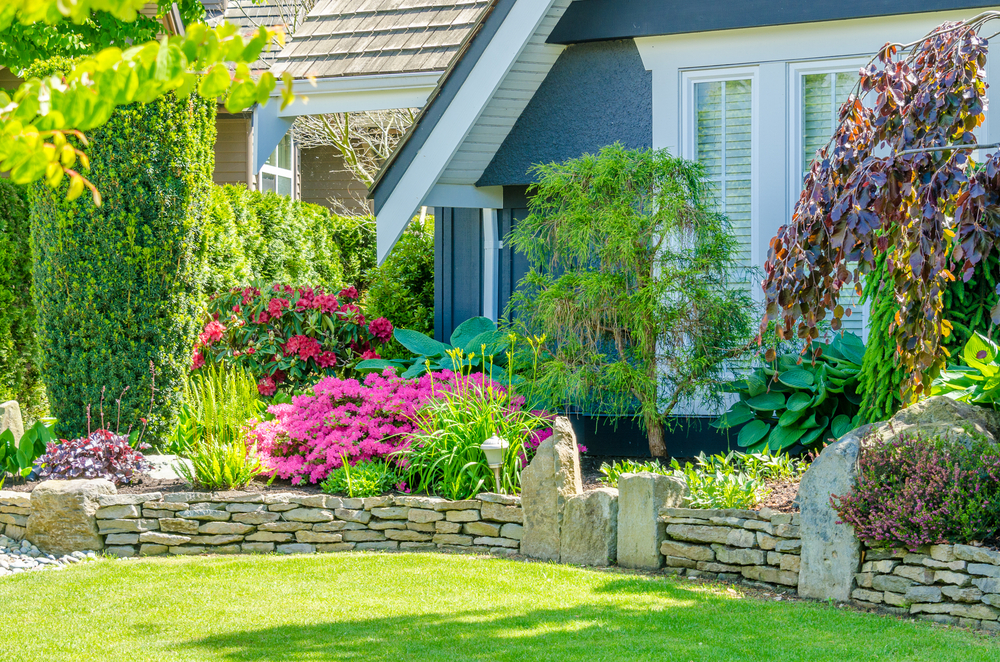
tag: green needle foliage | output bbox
[509,144,755,457]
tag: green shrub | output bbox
[365,218,434,359]
[174,437,267,490]
[170,363,266,454]
[0,180,43,419]
[597,459,670,486]
[31,91,216,443]
[321,459,401,498]
[328,214,376,292]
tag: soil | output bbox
[758,479,801,513]
[0,474,326,496]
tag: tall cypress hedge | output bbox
[31,92,216,441]
[0,180,41,418]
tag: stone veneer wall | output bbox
[0,492,30,539]
[92,491,523,557]
[851,543,1000,632]
[658,507,801,589]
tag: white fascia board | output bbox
[423,184,503,209]
[253,102,294,174]
[375,0,559,264]
[276,72,442,117]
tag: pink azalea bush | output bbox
[247,369,558,485]
[192,284,394,395]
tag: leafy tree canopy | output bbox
[0,0,294,203]
[762,14,1000,396]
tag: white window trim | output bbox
[681,65,760,299]
[258,135,296,200]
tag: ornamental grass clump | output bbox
[321,458,402,498]
[831,431,1000,550]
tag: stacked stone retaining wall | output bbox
[851,543,1000,632]
[91,491,523,557]
[0,492,29,540]
[659,507,801,589]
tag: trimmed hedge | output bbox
[0,180,41,418]
[31,92,216,442]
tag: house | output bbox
[369,0,1000,343]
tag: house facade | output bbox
[370,0,1000,343]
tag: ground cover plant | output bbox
[0,553,996,662]
[321,459,401,498]
[832,431,1000,549]
[35,428,150,486]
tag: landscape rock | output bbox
[0,401,24,443]
[560,487,618,567]
[26,479,115,555]
[619,472,688,570]
[520,416,582,562]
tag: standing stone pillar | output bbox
[560,487,618,566]
[617,472,688,570]
[0,401,24,443]
[520,417,582,561]
[797,427,866,602]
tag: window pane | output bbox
[277,174,292,197]
[695,78,752,270]
[261,172,276,193]
[277,134,292,170]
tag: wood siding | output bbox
[213,115,251,187]
[435,207,483,341]
[299,147,371,215]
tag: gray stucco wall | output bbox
[477,39,652,188]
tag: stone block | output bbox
[199,522,254,535]
[259,522,312,532]
[757,533,777,550]
[893,565,935,584]
[213,493,264,504]
[520,416,583,562]
[982,594,1000,607]
[934,571,971,586]
[104,545,136,558]
[500,523,523,540]
[97,518,159,534]
[774,524,800,538]
[942,586,983,603]
[407,522,436,533]
[661,540,714,562]
[921,558,966,572]
[232,511,281,525]
[708,517,746,528]
[665,524,730,545]
[872,574,914,593]
[139,544,168,556]
[618,472,688,570]
[954,544,1000,565]
[780,555,801,573]
[768,552,782,566]
[142,501,187,512]
[408,508,444,523]
[162,492,213,503]
[370,520,407,530]
[697,561,741,573]
[363,496,393,510]
[0,513,27,526]
[245,531,292,543]
[917,614,959,626]
[158,518,201,535]
[385,529,434,542]
[276,543,315,554]
[929,544,957,563]
[741,565,799,587]
[142,509,177,519]
[770,513,792,526]
[196,535,245,546]
[665,556,697,569]
[342,530,385,542]
[295,530,343,543]
[713,545,764,566]
[283,508,334,523]
[290,495,340,509]
[169,546,206,555]
[226,503,267,513]
[176,509,230,521]
[743,520,774,534]
[726,529,756,548]
[464,521,501,537]
[262,494,294,506]
[341,498,365,509]
[97,493,161,507]
[242,542,275,553]
[309,522,347,532]
[973,577,1000,593]
[852,589,883,604]
[796,431,863,602]
[139,532,192,546]
[26,479,115,554]
[950,604,1000,621]
[435,521,462,534]
[335,509,372,524]
[355,541,398,551]
[883,591,907,607]
[474,536,518,548]
[317,543,355,553]
[0,401,23,446]
[855,572,874,588]
[187,502,227,511]
[480,502,521,523]
[969,563,1000,578]
[371,507,409,520]
[905,586,942,603]
[105,533,140,545]
[267,503,298,512]
[433,533,473,546]
[559,488,618,567]
[477,493,521,506]
[433,499,481,511]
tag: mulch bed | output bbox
[758,479,800,513]
[0,475,326,496]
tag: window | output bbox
[259,133,294,198]
[798,68,866,337]
[684,70,756,282]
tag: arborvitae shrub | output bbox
[31,92,216,442]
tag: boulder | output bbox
[797,427,864,602]
[873,396,1000,446]
[143,455,195,481]
[0,401,24,443]
[26,479,116,554]
[560,487,618,566]
[617,472,689,570]
[520,416,582,561]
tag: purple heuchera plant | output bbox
[831,430,1000,550]
[37,429,151,486]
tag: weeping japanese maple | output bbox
[762,14,1000,396]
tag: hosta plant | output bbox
[320,459,402,498]
[932,332,1000,405]
[193,284,393,396]
[0,420,53,482]
[715,333,865,453]
[36,429,151,486]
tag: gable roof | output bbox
[270,0,493,80]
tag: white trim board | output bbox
[375,0,562,264]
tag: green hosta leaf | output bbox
[786,392,813,412]
[836,332,866,366]
[737,420,770,447]
[401,363,427,379]
[746,373,767,397]
[356,359,400,373]
[394,328,450,358]
[450,317,496,352]
[844,389,863,406]
[964,332,999,377]
[463,329,507,357]
[712,403,755,429]
[767,423,807,451]
[777,367,814,390]
[778,408,805,427]
[831,414,854,439]
[745,392,786,411]
[800,425,828,447]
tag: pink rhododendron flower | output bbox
[257,376,277,396]
[339,286,359,300]
[190,349,205,371]
[268,298,290,319]
[313,293,339,313]
[368,317,393,343]
[360,350,381,360]
[283,335,322,361]
[316,351,337,368]
[199,320,226,345]
[256,311,270,324]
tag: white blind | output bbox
[802,72,865,337]
[695,79,753,271]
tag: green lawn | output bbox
[1,552,997,662]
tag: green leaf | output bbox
[778,408,805,427]
[786,392,813,412]
[199,63,231,98]
[737,420,770,447]
[799,425,828,447]
[450,317,496,352]
[394,328,450,358]
[830,414,854,439]
[777,367,815,389]
[462,329,506,357]
[401,363,427,379]
[745,392,786,411]
[767,423,807,451]
[712,403,755,429]
[356,359,400,373]
[836,332,866,366]
[746,373,767,397]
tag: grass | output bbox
[1,552,997,662]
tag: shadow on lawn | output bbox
[172,577,965,662]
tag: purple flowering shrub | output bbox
[831,430,1000,550]
[37,429,151,486]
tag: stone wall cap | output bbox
[395,496,449,508]
[660,507,759,521]
[476,493,520,506]
[162,492,214,503]
[0,491,31,506]
[97,493,161,507]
